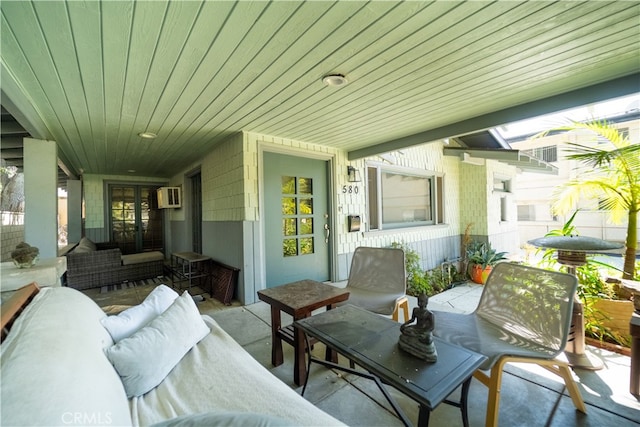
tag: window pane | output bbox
[300,217,313,235]
[282,176,296,194]
[300,237,314,255]
[299,198,313,214]
[381,172,432,226]
[282,197,296,215]
[299,177,312,194]
[283,218,297,236]
[283,239,297,257]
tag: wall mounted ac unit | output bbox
[157,187,181,209]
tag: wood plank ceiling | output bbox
[1,1,638,179]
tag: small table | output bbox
[295,304,487,427]
[169,252,211,295]
[257,280,350,386]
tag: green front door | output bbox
[264,152,330,287]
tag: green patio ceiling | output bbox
[1,1,638,178]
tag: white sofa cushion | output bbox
[0,287,132,427]
[106,291,210,398]
[129,316,345,427]
[101,284,178,342]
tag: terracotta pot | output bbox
[470,264,492,284]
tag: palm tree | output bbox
[539,120,639,279]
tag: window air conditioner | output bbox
[157,187,181,208]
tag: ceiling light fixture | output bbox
[138,131,157,139]
[322,74,348,87]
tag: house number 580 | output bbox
[342,185,359,194]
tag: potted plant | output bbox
[11,242,39,268]
[466,241,508,284]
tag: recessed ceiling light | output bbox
[322,74,348,87]
[138,132,157,139]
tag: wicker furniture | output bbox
[208,259,240,305]
[66,247,164,290]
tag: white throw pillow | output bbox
[101,284,179,342]
[105,291,210,398]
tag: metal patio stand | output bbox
[528,235,624,371]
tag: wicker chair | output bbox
[432,262,586,427]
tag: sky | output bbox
[497,93,640,139]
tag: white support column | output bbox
[24,138,58,258]
[66,179,82,244]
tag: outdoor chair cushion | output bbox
[121,251,165,265]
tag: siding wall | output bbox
[459,159,519,255]
[77,131,518,303]
[82,174,169,243]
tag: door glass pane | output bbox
[110,185,163,254]
[300,237,314,255]
[299,198,313,214]
[281,175,315,257]
[282,176,296,194]
[282,198,296,215]
[299,177,312,194]
[283,218,297,236]
[300,218,313,235]
[283,239,297,257]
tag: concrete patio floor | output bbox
[87,281,640,426]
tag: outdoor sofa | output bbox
[1,283,344,426]
[65,237,164,290]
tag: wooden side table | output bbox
[257,280,349,385]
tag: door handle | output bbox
[324,223,330,243]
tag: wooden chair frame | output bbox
[474,356,586,426]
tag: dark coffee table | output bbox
[257,279,350,385]
[295,304,487,427]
